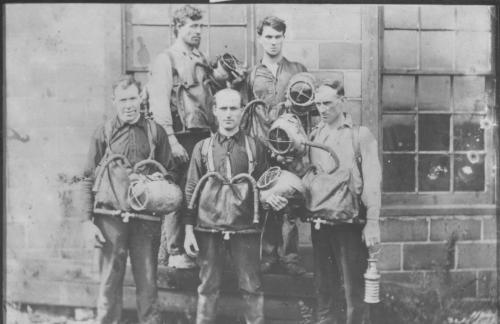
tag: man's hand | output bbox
[83,220,106,248]
[169,135,189,164]
[362,220,381,248]
[265,194,288,212]
[184,225,199,258]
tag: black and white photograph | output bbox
[4,3,499,324]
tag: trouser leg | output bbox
[159,131,211,261]
[196,231,224,324]
[330,224,368,324]
[230,234,264,324]
[311,225,341,324]
[94,215,129,324]
[159,209,183,262]
[260,210,280,265]
[129,219,162,324]
[279,211,299,266]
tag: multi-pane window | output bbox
[381,6,495,204]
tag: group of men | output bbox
[83,5,381,324]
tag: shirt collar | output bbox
[258,56,288,69]
[215,129,244,144]
[113,114,147,130]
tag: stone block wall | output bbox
[6,4,122,265]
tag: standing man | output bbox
[148,4,216,268]
[83,75,180,324]
[305,80,381,324]
[245,16,307,275]
[183,88,288,324]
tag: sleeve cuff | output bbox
[165,126,175,136]
[366,206,380,222]
[183,208,196,225]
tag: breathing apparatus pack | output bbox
[92,118,182,222]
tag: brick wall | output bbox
[6,4,122,266]
[377,215,497,299]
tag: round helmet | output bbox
[286,72,316,115]
[267,113,308,157]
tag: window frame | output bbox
[379,6,497,213]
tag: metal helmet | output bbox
[267,113,309,157]
[212,53,245,84]
[285,72,316,115]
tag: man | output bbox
[83,75,180,324]
[148,4,215,268]
[245,15,307,276]
[304,80,381,324]
[183,88,288,324]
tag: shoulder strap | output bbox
[249,66,259,99]
[201,136,215,172]
[352,125,362,173]
[146,119,158,160]
[104,119,114,152]
[245,135,256,175]
[165,50,179,80]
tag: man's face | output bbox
[177,18,203,48]
[258,26,284,58]
[314,86,344,125]
[214,92,243,132]
[113,84,141,123]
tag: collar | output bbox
[170,40,201,58]
[215,129,244,144]
[113,114,147,131]
[258,56,288,69]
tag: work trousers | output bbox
[311,223,368,324]
[94,215,161,324]
[261,209,300,266]
[158,130,211,263]
[195,231,264,324]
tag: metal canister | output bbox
[364,258,381,304]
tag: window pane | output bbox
[456,32,491,72]
[384,5,418,29]
[457,6,492,31]
[419,114,450,151]
[454,154,485,191]
[209,4,247,24]
[420,6,456,29]
[209,27,246,64]
[421,32,454,70]
[130,4,171,25]
[382,75,415,111]
[418,76,451,111]
[383,154,415,192]
[384,31,418,69]
[453,76,486,112]
[130,26,171,69]
[419,154,450,191]
[453,115,485,151]
[383,115,415,151]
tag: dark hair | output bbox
[320,79,345,97]
[257,16,286,36]
[173,5,203,37]
[112,74,141,96]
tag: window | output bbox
[381,5,496,207]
